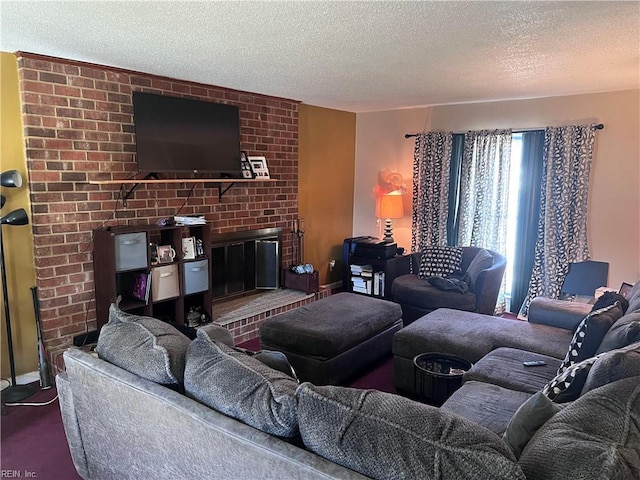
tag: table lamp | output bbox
[376,191,404,243]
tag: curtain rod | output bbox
[404,123,605,138]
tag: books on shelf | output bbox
[352,276,372,294]
[132,272,151,303]
[351,269,386,297]
[350,264,373,274]
[174,215,206,225]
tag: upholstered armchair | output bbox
[391,246,506,325]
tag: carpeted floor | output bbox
[1,384,80,479]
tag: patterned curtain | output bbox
[519,124,597,317]
[458,129,512,312]
[411,132,453,253]
[458,129,512,252]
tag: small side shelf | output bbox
[88,177,278,202]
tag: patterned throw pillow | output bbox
[542,356,600,403]
[557,302,623,375]
[418,246,463,279]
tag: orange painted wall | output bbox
[1,52,38,377]
[298,104,356,285]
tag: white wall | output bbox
[353,107,432,250]
[354,90,640,290]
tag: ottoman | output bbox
[259,292,403,385]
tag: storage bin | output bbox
[183,259,209,295]
[151,264,180,301]
[115,232,148,272]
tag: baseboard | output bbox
[1,371,39,390]
[320,280,343,291]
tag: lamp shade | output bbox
[0,170,23,188]
[0,208,29,226]
[376,192,404,219]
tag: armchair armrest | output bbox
[527,297,591,331]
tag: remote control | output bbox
[523,360,547,367]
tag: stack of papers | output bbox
[174,215,206,225]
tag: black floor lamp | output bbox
[1,169,35,403]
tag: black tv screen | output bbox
[132,92,243,178]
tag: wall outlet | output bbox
[329,259,336,271]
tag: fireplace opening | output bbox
[211,227,282,302]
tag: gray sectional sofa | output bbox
[57,285,640,479]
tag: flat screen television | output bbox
[132,91,243,178]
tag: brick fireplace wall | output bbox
[16,53,300,366]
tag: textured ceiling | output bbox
[1,1,638,112]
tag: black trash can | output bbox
[413,352,473,406]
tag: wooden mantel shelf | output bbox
[88,178,276,185]
[88,177,277,202]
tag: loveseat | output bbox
[57,288,640,480]
[392,246,506,324]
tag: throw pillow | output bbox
[502,391,565,458]
[296,383,525,480]
[464,248,494,288]
[183,329,300,438]
[542,356,599,403]
[95,303,191,385]
[427,276,469,293]
[418,246,463,279]
[556,302,623,374]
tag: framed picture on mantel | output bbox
[248,156,270,179]
[240,151,255,179]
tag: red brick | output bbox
[18,54,300,360]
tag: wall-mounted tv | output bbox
[132,91,243,178]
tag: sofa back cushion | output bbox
[518,376,640,480]
[624,280,640,314]
[464,248,494,288]
[95,304,191,386]
[597,311,640,353]
[296,382,525,480]
[582,341,640,394]
[184,329,299,438]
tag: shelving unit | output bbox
[346,254,411,300]
[93,223,212,329]
[88,177,277,202]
